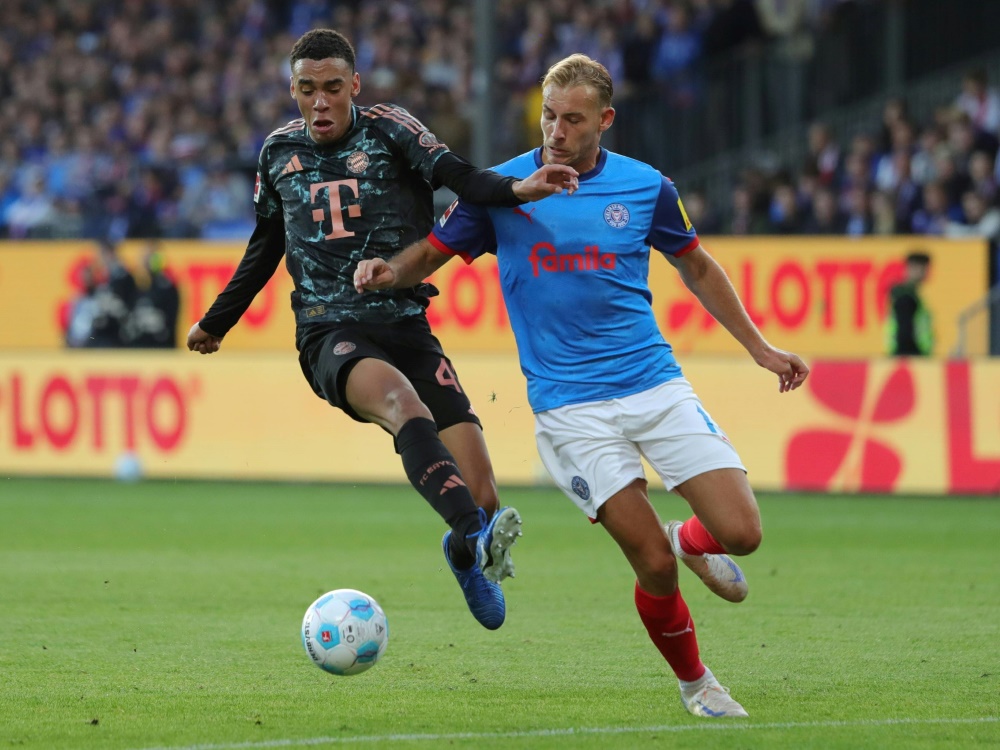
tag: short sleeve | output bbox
[648,176,700,257]
[371,103,450,184]
[253,143,281,219]
[427,199,497,264]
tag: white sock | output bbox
[679,665,715,695]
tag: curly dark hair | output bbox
[290,29,356,70]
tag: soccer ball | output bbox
[301,589,389,676]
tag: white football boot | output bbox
[680,674,749,718]
[666,520,748,603]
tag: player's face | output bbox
[290,58,361,145]
[540,84,614,174]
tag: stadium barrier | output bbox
[0,236,988,356]
[2,351,997,495]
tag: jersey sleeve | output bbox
[427,199,497,265]
[372,103,450,183]
[253,142,281,219]
[648,176,700,258]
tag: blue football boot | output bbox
[443,526,506,630]
[477,506,523,583]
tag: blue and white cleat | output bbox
[666,520,748,603]
[477,506,523,584]
[442,530,506,630]
[680,677,749,718]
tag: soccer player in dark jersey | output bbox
[186,29,578,631]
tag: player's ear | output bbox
[599,107,616,133]
[289,76,295,99]
[351,72,361,98]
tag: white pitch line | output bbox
[135,716,999,750]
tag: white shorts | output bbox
[534,378,746,519]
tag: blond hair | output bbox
[541,54,613,108]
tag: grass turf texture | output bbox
[1,478,997,750]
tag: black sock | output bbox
[396,417,481,568]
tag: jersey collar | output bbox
[532,146,608,181]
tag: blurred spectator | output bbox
[729,184,768,235]
[4,173,56,238]
[767,182,803,234]
[77,240,138,348]
[801,186,844,234]
[805,121,841,186]
[65,261,101,348]
[955,67,1000,139]
[944,191,1000,243]
[910,181,952,236]
[886,251,933,357]
[124,244,181,348]
[968,150,998,205]
[683,188,722,234]
[651,3,703,109]
[869,189,897,236]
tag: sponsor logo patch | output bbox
[604,202,630,228]
[253,172,261,202]
[333,341,356,355]
[571,476,590,501]
[346,151,370,174]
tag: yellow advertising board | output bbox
[0,236,987,355]
[1,351,998,495]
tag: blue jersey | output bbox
[429,148,699,413]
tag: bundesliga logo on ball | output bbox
[301,589,389,676]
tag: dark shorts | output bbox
[297,316,482,430]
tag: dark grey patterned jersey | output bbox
[255,104,448,326]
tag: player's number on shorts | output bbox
[435,359,463,393]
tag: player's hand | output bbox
[187,322,223,355]
[754,346,810,393]
[354,258,396,292]
[512,164,579,201]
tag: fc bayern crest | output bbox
[571,476,590,501]
[332,341,356,355]
[346,151,369,174]
[604,203,630,228]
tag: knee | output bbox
[644,543,680,581]
[383,387,430,429]
[722,524,762,557]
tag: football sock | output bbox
[679,665,715,694]
[634,582,706,683]
[396,417,481,568]
[678,516,727,556]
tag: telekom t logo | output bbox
[310,179,360,239]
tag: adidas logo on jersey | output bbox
[528,241,616,277]
[281,155,304,174]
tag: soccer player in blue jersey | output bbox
[356,53,810,717]
[187,29,579,633]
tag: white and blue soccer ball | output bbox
[301,589,389,676]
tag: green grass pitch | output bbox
[1,478,998,749]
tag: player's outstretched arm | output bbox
[667,245,810,393]
[354,238,452,293]
[512,164,579,201]
[187,322,223,355]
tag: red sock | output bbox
[678,516,726,556]
[634,582,706,682]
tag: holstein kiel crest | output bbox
[604,202,630,228]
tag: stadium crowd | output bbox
[1,0,998,247]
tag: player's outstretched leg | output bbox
[477,506,523,583]
[443,517,506,630]
[666,520,748,603]
[679,666,749,718]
